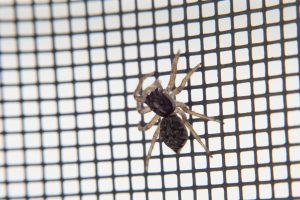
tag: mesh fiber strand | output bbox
[0,0,299,200]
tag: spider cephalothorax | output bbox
[134,50,222,171]
[144,88,176,117]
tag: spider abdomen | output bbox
[160,114,188,153]
[144,88,176,117]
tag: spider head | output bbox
[144,88,176,117]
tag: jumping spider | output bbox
[134,50,222,171]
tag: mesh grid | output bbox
[0,0,299,199]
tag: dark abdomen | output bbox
[144,88,175,117]
[160,114,188,153]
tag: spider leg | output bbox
[145,124,161,172]
[166,50,180,92]
[137,106,152,114]
[135,80,163,113]
[138,114,160,131]
[134,72,155,102]
[176,101,222,124]
[134,73,161,113]
[143,80,163,98]
[175,108,212,157]
[171,63,202,97]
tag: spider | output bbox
[134,50,222,171]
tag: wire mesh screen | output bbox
[0,0,299,199]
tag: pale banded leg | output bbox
[166,50,180,92]
[134,72,155,102]
[145,124,161,172]
[175,108,212,157]
[171,63,202,97]
[138,114,160,131]
[176,101,222,124]
[137,106,152,114]
[135,80,163,112]
[143,80,163,96]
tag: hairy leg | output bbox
[171,63,202,96]
[134,72,155,102]
[166,50,180,92]
[176,101,222,123]
[135,80,162,113]
[137,106,152,114]
[138,114,160,131]
[134,73,161,113]
[143,80,163,97]
[175,108,212,157]
[145,124,161,172]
